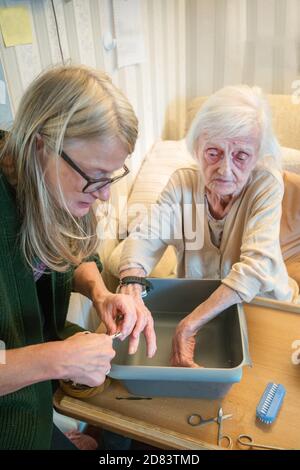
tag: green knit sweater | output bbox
[0,171,85,449]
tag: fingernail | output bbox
[128,347,135,354]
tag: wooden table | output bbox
[54,301,300,450]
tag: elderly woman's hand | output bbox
[94,290,157,358]
[171,314,202,368]
[171,285,242,367]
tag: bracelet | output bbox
[118,276,153,298]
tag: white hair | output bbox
[186,85,281,170]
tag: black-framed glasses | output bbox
[60,150,130,193]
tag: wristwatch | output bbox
[118,276,153,298]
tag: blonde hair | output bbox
[186,85,281,169]
[0,65,138,272]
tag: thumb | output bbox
[115,300,137,338]
[101,307,117,335]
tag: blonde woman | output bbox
[0,65,156,449]
[112,85,299,367]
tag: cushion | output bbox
[281,171,300,287]
[280,171,300,260]
[127,139,195,227]
[281,146,300,175]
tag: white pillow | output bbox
[127,139,196,229]
[281,146,300,175]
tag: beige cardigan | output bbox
[113,165,299,303]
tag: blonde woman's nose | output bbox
[90,185,111,201]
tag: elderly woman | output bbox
[0,65,156,449]
[111,85,299,368]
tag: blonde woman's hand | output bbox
[120,284,157,358]
[58,332,115,387]
[96,290,157,358]
[94,291,137,336]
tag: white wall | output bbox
[0,0,187,197]
[186,0,300,100]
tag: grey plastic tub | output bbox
[109,279,251,399]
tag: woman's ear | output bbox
[35,133,44,152]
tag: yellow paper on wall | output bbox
[0,6,33,47]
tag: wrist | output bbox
[177,318,198,337]
[189,308,210,332]
[118,282,143,297]
[178,309,206,336]
[45,339,75,381]
[73,260,108,301]
[29,341,64,381]
[118,276,153,298]
[90,285,110,304]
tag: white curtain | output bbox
[1,0,299,144]
[186,0,300,100]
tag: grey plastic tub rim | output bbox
[109,366,243,383]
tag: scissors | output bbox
[187,410,232,427]
[84,331,122,339]
[217,407,233,449]
[237,434,292,450]
[110,331,122,340]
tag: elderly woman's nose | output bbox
[218,155,232,175]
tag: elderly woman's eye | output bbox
[235,152,249,162]
[206,149,220,158]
